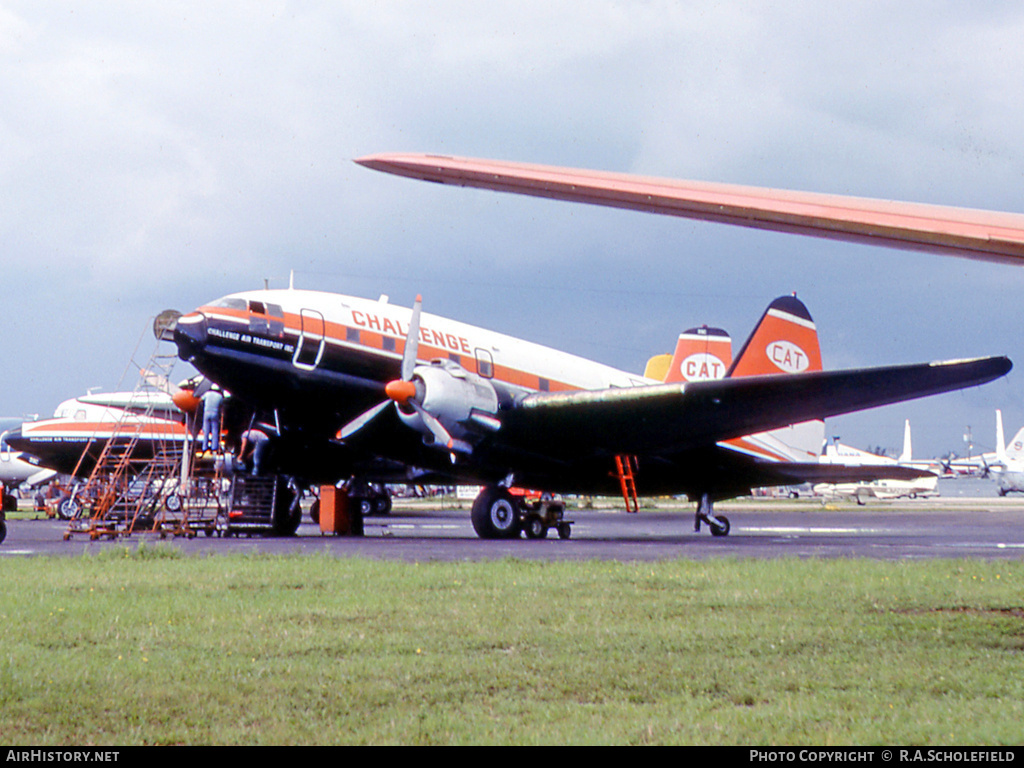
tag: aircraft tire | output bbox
[471,487,521,539]
[56,495,81,521]
[372,492,392,516]
[709,515,730,537]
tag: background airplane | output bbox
[6,391,190,478]
[988,410,1024,496]
[814,427,939,504]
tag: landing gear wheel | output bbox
[372,493,392,516]
[524,514,547,539]
[471,487,521,539]
[709,515,730,537]
[56,495,81,521]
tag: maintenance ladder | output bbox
[64,336,189,540]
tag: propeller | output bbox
[337,295,472,454]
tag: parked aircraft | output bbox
[171,287,1007,538]
[0,444,55,489]
[5,391,190,478]
[813,429,939,504]
[989,410,1024,496]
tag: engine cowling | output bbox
[397,359,501,447]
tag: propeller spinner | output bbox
[337,295,478,455]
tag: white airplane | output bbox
[171,285,1006,538]
[5,391,191,478]
[0,444,55,489]
[813,426,939,504]
[989,410,1024,496]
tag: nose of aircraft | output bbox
[3,425,26,453]
[173,312,208,362]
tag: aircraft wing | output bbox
[499,356,1011,459]
[356,153,1024,266]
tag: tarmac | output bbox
[4,477,1024,562]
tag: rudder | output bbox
[663,326,732,383]
[728,294,822,378]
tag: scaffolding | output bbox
[63,329,226,540]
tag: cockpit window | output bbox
[248,300,285,337]
[210,297,248,311]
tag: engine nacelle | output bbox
[397,359,500,445]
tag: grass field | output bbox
[1,548,1022,745]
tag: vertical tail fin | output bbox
[662,326,732,383]
[723,294,823,462]
[728,294,822,378]
[1006,425,1024,461]
[996,410,1007,464]
[994,410,1024,462]
[898,419,912,463]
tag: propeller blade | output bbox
[337,400,390,440]
[410,401,472,454]
[402,294,423,382]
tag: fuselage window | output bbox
[474,348,494,379]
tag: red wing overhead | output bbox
[501,356,1011,460]
[355,153,1024,266]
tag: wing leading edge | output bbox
[500,356,1011,459]
[356,153,1024,266]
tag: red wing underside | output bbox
[356,153,1024,266]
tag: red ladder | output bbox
[614,455,639,513]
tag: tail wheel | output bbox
[471,487,521,539]
[709,515,730,537]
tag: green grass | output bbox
[1,549,1023,745]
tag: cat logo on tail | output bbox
[660,326,732,383]
[728,294,822,378]
[722,294,824,464]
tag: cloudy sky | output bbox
[2,1,1023,459]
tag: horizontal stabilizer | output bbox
[761,462,934,486]
[507,356,1011,458]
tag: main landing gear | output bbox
[694,493,730,537]
[471,486,572,540]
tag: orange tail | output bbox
[724,294,824,463]
[728,294,822,378]
[662,326,732,383]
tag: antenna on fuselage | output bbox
[289,270,295,290]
